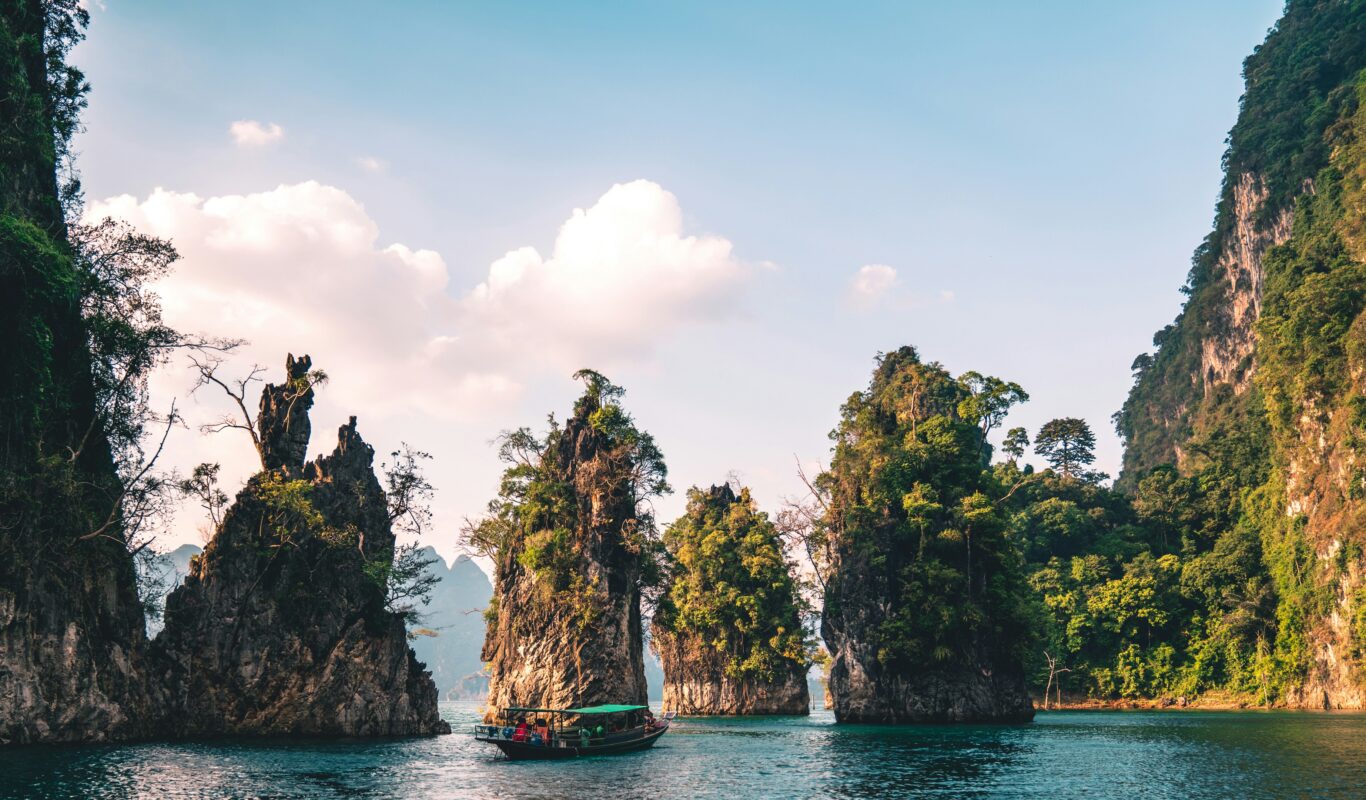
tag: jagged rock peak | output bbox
[258,353,315,471]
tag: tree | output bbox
[1002,427,1030,463]
[956,372,1029,459]
[188,354,327,470]
[653,484,812,682]
[177,461,229,539]
[367,542,440,631]
[1034,418,1096,478]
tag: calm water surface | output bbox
[4,701,1366,799]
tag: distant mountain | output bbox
[409,548,493,700]
[143,544,202,637]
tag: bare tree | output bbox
[384,443,435,540]
[776,456,836,599]
[188,354,268,467]
[1042,650,1071,710]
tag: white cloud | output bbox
[87,178,758,553]
[229,120,285,147]
[86,181,494,421]
[461,179,753,367]
[355,156,386,173]
[848,263,898,306]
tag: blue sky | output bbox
[73,1,1285,559]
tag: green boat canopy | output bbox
[563,704,647,715]
[503,704,647,715]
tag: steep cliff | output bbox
[0,2,159,744]
[474,371,666,715]
[819,348,1034,723]
[152,356,448,736]
[1117,0,1366,707]
[652,485,810,715]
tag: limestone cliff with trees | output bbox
[804,347,1035,722]
[152,355,448,736]
[652,484,811,715]
[467,371,666,716]
[0,2,447,742]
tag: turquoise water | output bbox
[5,701,1366,798]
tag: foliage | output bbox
[1002,427,1029,462]
[383,443,435,539]
[463,370,669,628]
[363,542,441,631]
[654,484,813,682]
[818,347,1031,674]
[1034,418,1096,478]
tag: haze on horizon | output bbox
[70,0,1285,564]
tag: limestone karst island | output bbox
[4,1,1366,797]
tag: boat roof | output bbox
[504,704,647,715]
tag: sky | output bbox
[71,1,1287,566]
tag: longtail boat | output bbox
[473,704,673,760]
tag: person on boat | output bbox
[512,717,529,743]
[579,726,591,748]
[644,710,656,730]
[534,718,550,745]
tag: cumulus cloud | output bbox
[229,120,284,147]
[89,178,753,415]
[87,178,762,553]
[461,179,751,367]
[848,264,898,306]
[85,181,502,423]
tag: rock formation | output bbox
[818,348,1034,723]
[1115,0,1366,708]
[652,485,810,715]
[0,2,159,744]
[479,372,663,714]
[152,356,448,736]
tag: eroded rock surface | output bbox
[481,381,652,715]
[152,356,448,736]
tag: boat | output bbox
[473,704,674,760]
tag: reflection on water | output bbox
[4,702,1366,799]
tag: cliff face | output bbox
[0,3,159,744]
[153,356,448,736]
[819,348,1034,723]
[654,637,808,715]
[480,376,659,714]
[1117,0,1366,708]
[651,484,810,715]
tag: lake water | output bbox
[4,701,1366,798]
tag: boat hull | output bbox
[479,723,669,760]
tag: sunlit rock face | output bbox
[480,387,650,717]
[654,639,809,716]
[651,484,811,716]
[152,356,448,736]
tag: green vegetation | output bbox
[815,347,1031,674]
[1034,418,1096,479]
[1106,1,1366,703]
[464,370,669,629]
[653,484,812,682]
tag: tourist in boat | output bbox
[534,718,550,745]
[579,726,591,748]
[512,718,529,742]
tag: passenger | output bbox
[512,717,529,743]
[534,718,550,745]
[579,726,591,748]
